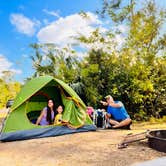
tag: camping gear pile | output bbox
[93,109,107,128]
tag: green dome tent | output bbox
[0,76,96,141]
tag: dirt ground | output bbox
[0,123,166,166]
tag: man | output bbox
[100,95,132,129]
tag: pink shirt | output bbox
[87,107,94,116]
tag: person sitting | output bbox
[36,99,57,126]
[54,105,63,125]
[100,95,132,129]
[86,106,94,120]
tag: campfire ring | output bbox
[146,130,166,153]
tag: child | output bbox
[54,105,63,125]
[86,106,94,120]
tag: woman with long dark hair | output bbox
[36,99,57,125]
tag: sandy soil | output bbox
[0,123,166,166]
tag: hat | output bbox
[105,95,112,99]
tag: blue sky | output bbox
[0,0,165,82]
[0,0,102,82]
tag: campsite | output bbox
[0,76,165,165]
[0,120,166,166]
[0,0,166,166]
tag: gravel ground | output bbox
[0,122,166,166]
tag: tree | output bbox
[78,0,166,119]
[30,43,80,84]
[0,72,21,108]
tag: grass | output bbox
[129,119,166,135]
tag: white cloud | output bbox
[117,25,128,33]
[10,13,40,36]
[43,9,60,18]
[0,54,22,77]
[37,12,106,46]
[76,52,89,58]
[114,34,126,46]
[109,24,128,48]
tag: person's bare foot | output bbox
[112,125,119,128]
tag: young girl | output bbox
[54,105,63,125]
[36,99,57,125]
